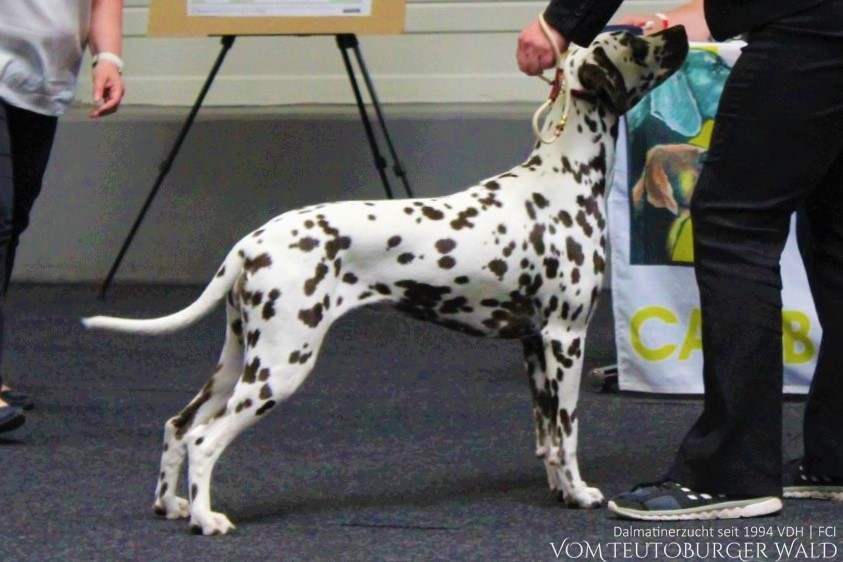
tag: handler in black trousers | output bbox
[517,0,843,520]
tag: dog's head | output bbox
[567,26,688,115]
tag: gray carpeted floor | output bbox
[0,284,838,561]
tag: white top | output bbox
[0,1,92,116]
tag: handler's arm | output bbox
[88,0,125,117]
[517,0,623,75]
[543,0,624,46]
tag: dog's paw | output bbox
[558,486,605,509]
[189,511,236,536]
[153,496,190,520]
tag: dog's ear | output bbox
[577,48,629,114]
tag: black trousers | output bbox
[0,101,58,388]
[666,1,843,496]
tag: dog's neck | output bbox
[528,95,620,198]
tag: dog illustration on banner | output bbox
[626,48,734,265]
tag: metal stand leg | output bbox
[98,35,236,299]
[336,34,413,199]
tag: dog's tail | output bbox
[81,247,241,335]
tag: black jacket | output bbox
[543,0,831,43]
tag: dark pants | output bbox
[0,100,58,389]
[666,1,843,496]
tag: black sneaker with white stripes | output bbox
[608,481,783,521]
[783,459,843,501]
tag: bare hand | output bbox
[90,61,125,118]
[517,19,568,76]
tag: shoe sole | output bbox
[607,497,783,521]
[0,414,25,434]
[784,488,843,502]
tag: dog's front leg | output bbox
[539,328,603,508]
[522,335,562,494]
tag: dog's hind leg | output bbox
[539,327,604,509]
[184,325,325,535]
[153,299,245,520]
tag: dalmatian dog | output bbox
[83,26,687,536]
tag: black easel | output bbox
[99,34,412,299]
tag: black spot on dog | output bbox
[374,283,392,295]
[259,384,272,400]
[593,251,606,274]
[387,236,402,249]
[421,206,445,220]
[571,268,581,285]
[395,280,451,309]
[558,211,574,227]
[524,155,542,168]
[325,236,351,261]
[488,259,508,281]
[258,368,271,381]
[440,296,469,315]
[450,207,478,230]
[262,301,276,321]
[529,224,546,255]
[291,237,319,252]
[435,239,456,254]
[256,400,276,416]
[216,266,226,278]
[342,272,358,285]
[575,210,594,237]
[566,237,585,266]
[246,329,261,348]
[242,357,261,383]
[298,303,324,328]
[454,276,469,284]
[172,390,211,439]
[304,263,329,296]
[244,253,272,274]
[398,252,415,265]
[560,409,574,437]
[568,338,582,359]
[438,256,456,269]
[525,201,537,220]
[544,257,560,279]
[533,193,550,209]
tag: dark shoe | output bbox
[783,459,843,501]
[607,480,782,521]
[0,406,25,433]
[1,389,33,410]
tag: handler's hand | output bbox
[517,19,568,76]
[90,62,125,118]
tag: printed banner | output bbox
[608,42,819,393]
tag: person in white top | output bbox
[0,0,125,433]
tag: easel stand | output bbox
[99,33,412,299]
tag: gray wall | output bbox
[17,104,540,284]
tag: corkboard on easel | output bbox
[148,0,406,37]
